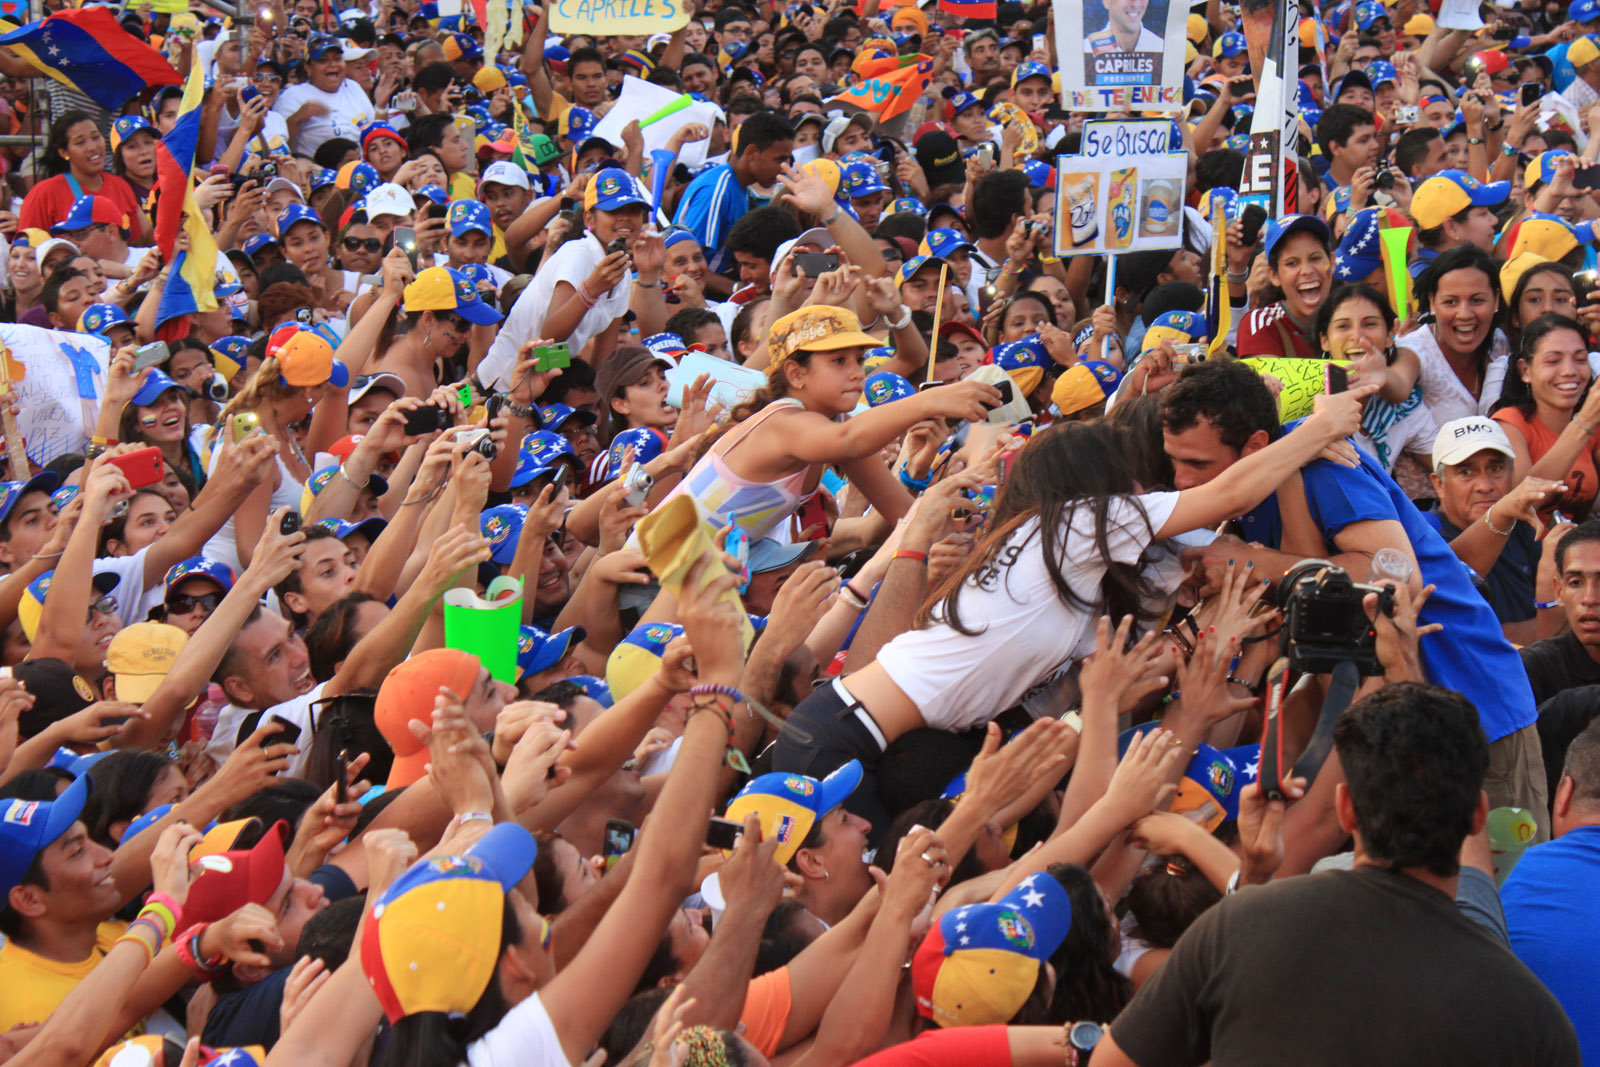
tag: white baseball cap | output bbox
[341,40,375,62]
[1432,416,1516,469]
[478,161,531,192]
[264,176,305,203]
[35,237,78,268]
[365,182,416,220]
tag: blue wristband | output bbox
[898,465,932,493]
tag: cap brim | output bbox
[811,328,887,351]
[457,299,503,326]
[527,625,582,673]
[41,771,92,853]
[114,672,168,704]
[593,195,647,213]
[468,822,538,890]
[814,759,863,817]
[1471,180,1511,206]
[386,747,431,788]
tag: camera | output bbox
[205,373,229,402]
[1374,168,1396,191]
[622,462,653,508]
[280,511,302,536]
[1276,560,1393,675]
[473,435,498,460]
[257,161,276,180]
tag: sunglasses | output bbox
[252,72,283,83]
[89,595,117,617]
[343,236,382,253]
[167,591,223,615]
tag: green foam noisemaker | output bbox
[1378,225,1413,322]
[443,576,522,684]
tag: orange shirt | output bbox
[1492,406,1600,521]
[738,966,793,1056]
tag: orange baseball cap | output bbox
[375,649,486,787]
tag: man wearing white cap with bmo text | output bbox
[1425,416,1563,644]
[477,161,532,263]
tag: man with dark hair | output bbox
[724,205,801,293]
[674,110,794,278]
[1504,716,1600,1065]
[966,168,1030,291]
[1520,520,1600,704]
[1163,360,1549,837]
[1316,103,1380,188]
[407,112,475,199]
[1394,126,1447,183]
[566,46,610,108]
[41,266,96,332]
[681,52,717,96]
[665,306,729,360]
[0,473,62,573]
[1095,682,1579,1067]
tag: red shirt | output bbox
[850,1027,1014,1066]
[19,172,151,245]
[1235,303,1320,361]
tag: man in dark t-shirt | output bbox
[1521,521,1600,706]
[1095,683,1580,1067]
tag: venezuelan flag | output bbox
[154,63,219,339]
[0,8,179,112]
[937,0,997,20]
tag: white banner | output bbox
[0,323,109,468]
[1054,120,1188,256]
[1054,0,1190,112]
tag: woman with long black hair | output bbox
[18,109,151,243]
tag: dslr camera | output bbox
[1276,560,1393,676]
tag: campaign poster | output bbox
[1056,0,1190,111]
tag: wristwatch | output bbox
[1064,1021,1105,1066]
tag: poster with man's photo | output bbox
[1055,0,1189,111]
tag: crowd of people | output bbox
[4,0,1600,1062]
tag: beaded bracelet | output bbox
[687,683,747,706]
[687,695,751,774]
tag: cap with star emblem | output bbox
[911,873,1073,1027]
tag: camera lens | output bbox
[1374,169,1395,191]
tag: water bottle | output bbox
[1369,547,1414,587]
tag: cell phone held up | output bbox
[604,818,637,868]
[794,252,840,277]
[105,446,164,490]
[402,404,449,436]
[705,816,744,851]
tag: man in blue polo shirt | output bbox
[1503,716,1600,1065]
[1161,361,1547,837]
[673,110,794,277]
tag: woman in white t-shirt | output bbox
[771,388,1370,832]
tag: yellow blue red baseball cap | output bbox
[164,556,234,595]
[1140,309,1207,354]
[0,472,61,531]
[864,370,915,407]
[991,334,1050,395]
[724,761,863,865]
[1052,360,1123,416]
[268,322,349,388]
[361,822,537,1022]
[19,570,117,641]
[403,266,503,325]
[77,302,132,337]
[606,620,684,700]
[583,167,648,213]
[912,873,1073,1027]
[0,772,91,907]
[1410,169,1510,230]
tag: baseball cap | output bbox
[360,822,537,1022]
[767,307,884,366]
[403,266,503,325]
[1525,150,1573,191]
[527,134,561,166]
[361,122,408,155]
[308,168,339,194]
[375,648,486,787]
[1500,252,1555,302]
[12,657,94,734]
[110,115,155,154]
[316,517,389,545]
[268,322,349,388]
[516,623,584,680]
[557,106,596,142]
[50,195,128,234]
[583,167,647,213]
[473,65,508,93]
[106,622,187,704]
[992,334,1050,395]
[1433,416,1517,468]
[944,90,983,122]
[479,161,532,192]
[1354,1,1389,30]
[1020,160,1055,189]
[821,113,873,156]
[1576,0,1600,22]
[842,161,890,199]
[19,570,117,642]
[1010,60,1050,88]
[890,196,928,216]
[442,31,482,61]
[0,773,92,907]
[606,426,668,476]
[0,472,60,530]
[1410,169,1510,230]
[77,302,132,337]
[479,504,527,565]
[1570,36,1600,68]
[349,371,407,407]
[748,537,817,575]
[365,183,417,221]
[130,368,184,407]
[336,160,380,197]
[914,129,964,188]
[864,370,916,407]
[1364,59,1397,87]
[566,675,612,707]
[1504,212,1586,261]
[1331,69,1373,102]
[242,233,279,258]
[1263,214,1332,263]
[1051,360,1122,417]
[276,203,325,237]
[183,819,290,926]
[897,253,945,290]
[911,872,1073,1027]
[1213,30,1247,57]
[724,761,862,865]
[305,34,342,60]
[605,620,684,700]
[919,227,975,260]
[163,556,234,596]
[1139,309,1206,354]
[447,199,494,238]
[537,402,596,431]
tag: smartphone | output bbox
[1324,362,1349,394]
[1031,32,1045,53]
[106,446,164,489]
[1575,269,1598,308]
[241,84,261,107]
[280,510,301,535]
[548,462,569,494]
[133,341,171,372]
[794,252,840,277]
[402,404,447,435]
[334,751,349,804]
[1259,657,1290,802]
[1573,165,1600,191]
[393,226,419,270]
[1239,204,1268,247]
[604,818,637,868]
[230,411,261,444]
[265,713,302,747]
[706,816,744,851]
[535,342,572,372]
[725,527,750,592]
[1521,82,1542,107]
[988,378,1015,406]
[426,201,450,221]
[977,143,994,168]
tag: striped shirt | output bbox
[673,163,749,273]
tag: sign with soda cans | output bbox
[1052,120,1188,258]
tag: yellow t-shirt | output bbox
[542,90,571,123]
[448,171,478,202]
[0,921,132,1033]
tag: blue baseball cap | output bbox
[277,203,325,235]
[864,370,915,407]
[1202,186,1239,222]
[537,402,597,431]
[309,168,338,193]
[842,161,890,199]
[0,773,92,907]
[316,517,389,543]
[1334,208,1389,281]
[480,504,527,565]
[1365,59,1398,87]
[643,332,689,359]
[606,620,684,699]
[889,197,928,216]
[51,194,128,235]
[944,89,983,122]
[242,233,279,257]
[1011,59,1051,86]
[447,199,494,238]
[163,556,235,594]
[305,34,341,60]
[724,761,862,865]
[131,368,185,408]
[584,167,648,213]
[1354,1,1390,30]
[306,464,389,500]
[77,302,131,337]
[416,183,450,206]
[1214,30,1247,57]
[920,227,975,260]
[748,537,818,574]
[515,623,585,679]
[606,426,667,475]
[510,430,578,488]
[1020,160,1055,189]
[565,674,612,707]
[1263,214,1332,263]
[1575,0,1600,22]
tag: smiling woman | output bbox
[18,111,152,244]
[1236,215,1335,361]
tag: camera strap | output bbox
[1291,660,1360,788]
